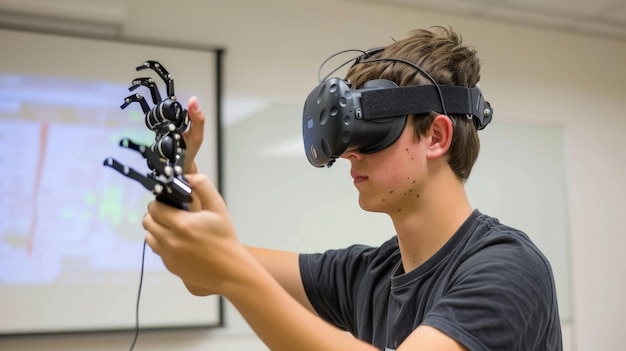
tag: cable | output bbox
[317,49,451,120]
[317,48,368,82]
[128,240,147,351]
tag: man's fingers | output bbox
[185,173,226,214]
[183,96,206,173]
[187,185,203,212]
[186,96,205,146]
[145,199,181,228]
[142,209,168,252]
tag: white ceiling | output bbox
[362,0,626,42]
[1,0,626,42]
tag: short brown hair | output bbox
[345,26,482,181]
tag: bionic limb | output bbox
[103,61,192,209]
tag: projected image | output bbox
[0,28,221,335]
[0,74,166,286]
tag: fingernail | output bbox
[190,97,200,113]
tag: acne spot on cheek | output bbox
[397,209,402,212]
[407,148,415,160]
[416,193,420,199]
[389,190,394,194]
[381,198,386,202]
[403,188,417,196]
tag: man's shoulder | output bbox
[470,212,544,255]
[462,212,556,285]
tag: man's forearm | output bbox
[223,254,377,351]
[244,246,315,313]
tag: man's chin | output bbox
[358,198,386,214]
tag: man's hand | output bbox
[143,173,247,294]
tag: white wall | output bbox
[1,0,625,350]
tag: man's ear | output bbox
[426,114,454,160]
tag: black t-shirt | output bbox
[299,210,563,351]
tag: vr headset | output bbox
[302,51,493,168]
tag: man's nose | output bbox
[341,148,363,160]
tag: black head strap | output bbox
[361,84,492,129]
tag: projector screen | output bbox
[0,28,222,334]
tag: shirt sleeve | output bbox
[299,237,399,334]
[421,233,562,351]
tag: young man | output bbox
[142,26,563,350]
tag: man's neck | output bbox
[389,175,473,274]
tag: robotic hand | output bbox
[103,61,192,210]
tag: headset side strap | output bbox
[361,85,483,119]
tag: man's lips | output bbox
[351,171,368,184]
[353,176,368,184]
